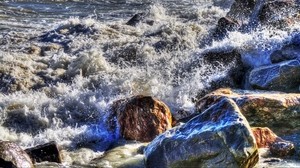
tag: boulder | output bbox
[195,49,246,98]
[110,95,172,142]
[270,44,300,63]
[212,17,241,40]
[145,98,258,168]
[227,0,257,20]
[249,59,300,92]
[0,141,34,168]
[258,0,298,28]
[251,127,295,156]
[126,13,147,26]
[25,141,62,164]
[270,140,295,157]
[251,127,279,148]
[196,88,300,132]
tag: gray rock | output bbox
[258,0,298,28]
[0,141,34,168]
[145,98,258,168]
[249,59,300,92]
[270,44,300,63]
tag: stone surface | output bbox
[212,17,240,40]
[0,141,34,168]
[270,44,300,63]
[195,49,246,98]
[227,0,257,20]
[126,13,146,26]
[25,141,62,164]
[258,0,298,28]
[196,88,300,132]
[145,98,258,168]
[249,59,300,92]
[110,95,172,142]
[252,127,279,148]
[270,141,295,157]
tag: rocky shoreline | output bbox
[1,0,300,167]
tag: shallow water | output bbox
[0,0,300,166]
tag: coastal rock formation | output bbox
[111,95,172,142]
[212,17,240,40]
[251,127,295,157]
[270,140,295,157]
[145,98,258,168]
[0,141,34,168]
[227,0,257,20]
[258,0,298,28]
[249,59,300,92]
[196,88,300,132]
[194,49,246,98]
[25,141,62,164]
[270,44,300,63]
[251,127,279,148]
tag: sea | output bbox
[0,0,300,167]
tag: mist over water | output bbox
[0,0,300,166]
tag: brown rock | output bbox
[111,95,172,142]
[252,127,279,148]
[212,17,241,40]
[0,141,34,168]
[270,140,295,157]
[196,88,300,133]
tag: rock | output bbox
[25,141,62,164]
[90,141,146,168]
[270,141,295,157]
[110,95,172,142]
[0,141,34,168]
[212,17,240,40]
[196,88,300,132]
[270,44,300,63]
[251,127,279,148]
[145,98,258,168]
[194,49,246,98]
[249,59,300,92]
[258,0,298,28]
[227,0,257,20]
[126,13,147,26]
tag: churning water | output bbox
[0,0,300,166]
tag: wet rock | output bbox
[25,141,62,164]
[196,88,300,132]
[270,141,295,157]
[270,44,300,63]
[0,141,34,168]
[249,59,300,92]
[227,0,257,20]
[145,98,258,168]
[110,95,172,142]
[195,49,246,98]
[126,13,147,26]
[212,17,240,40]
[258,0,298,28]
[252,127,279,148]
[90,142,146,168]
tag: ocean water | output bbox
[0,0,300,167]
